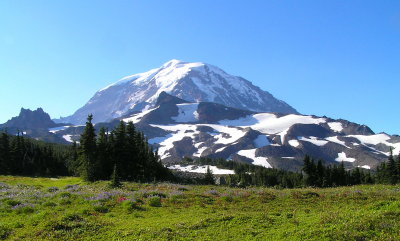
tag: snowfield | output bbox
[172,103,199,123]
[167,165,235,175]
[348,134,400,156]
[219,114,326,136]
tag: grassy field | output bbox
[0,176,400,240]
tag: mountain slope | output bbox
[57,59,297,124]
[54,93,398,171]
[8,94,399,171]
[133,94,398,171]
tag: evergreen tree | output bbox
[397,152,400,182]
[66,141,79,176]
[79,114,97,182]
[126,122,139,180]
[204,166,215,185]
[96,127,111,179]
[113,121,129,179]
[387,148,397,184]
[0,132,10,174]
[337,162,346,186]
[110,163,121,188]
[303,155,317,186]
[316,159,324,187]
[10,132,25,174]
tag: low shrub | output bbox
[148,196,162,207]
[220,194,233,202]
[93,205,109,213]
[0,225,12,240]
[5,200,21,207]
[47,187,59,193]
[122,200,142,212]
[13,204,35,214]
[143,191,167,198]
[42,201,57,207]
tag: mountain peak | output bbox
[161,59,184,68]
[57,60,298,124]
[1,107,57,129]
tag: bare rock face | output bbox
[56,59,297,124]
[1,108,58,129]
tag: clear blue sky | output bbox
[1,1,399,134]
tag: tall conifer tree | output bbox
[79,114,97,182]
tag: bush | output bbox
[143,191,167,198]
[13,204,35,214]
[93,205,109,213]
[47,187,59,192]
[122,200,141,212]
[43,201,57,207]
[59,192,72,199]
[148,196,162,207]
[220,195,233,202]
[5,200,21,207]
[0,225,12,240]
[62,213,83,222]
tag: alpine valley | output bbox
[2,60,399,172]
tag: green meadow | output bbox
[0,176,400,240]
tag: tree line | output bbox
[185,155,397,188]
[301,155,374,187]
[0,115,173,183]
[0,131,69,176]
[1,116,399,188]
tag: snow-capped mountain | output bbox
[54,93,400,171]
[57,59,297,124]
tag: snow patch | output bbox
[328,122,343,132]
[150,124,199,159]
[219,113,326,136]
[172,103,199,123]
[326,136,350,148]
[63,135,74,143]
[48,126,70,133]
[123,107,158,124]
[358,165,371,169]
[298,136,328,146]
[237,149,271,168]
[168,165,234,175]
[335,152,356,162]
[253,135,270,148]
[193,146,207,157]
[288,140,300,148]
[216,146,227,153]
[206,124,247,145]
